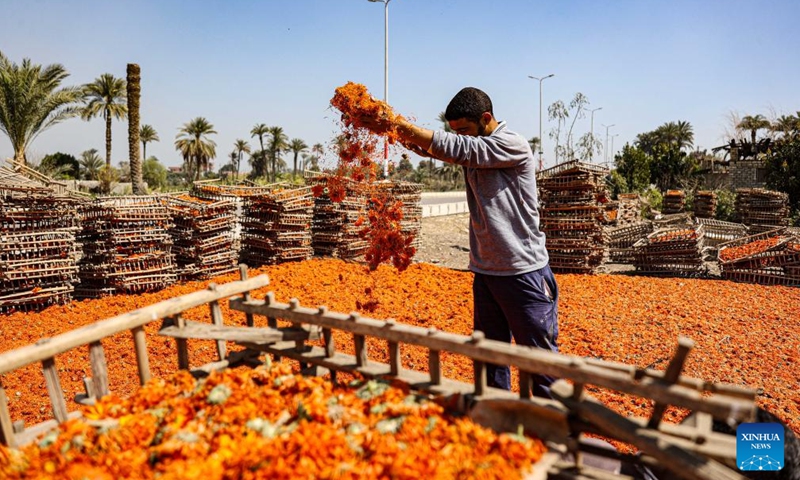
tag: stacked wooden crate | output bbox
[695,218,748,249]
[537,161,610,273]
[0,184,81,312]
[603,221,653,263]
[693,191,717,218]
[615,193,642,225]
[662,190,685,214]
[632,224,707,277]
[164,195,238,280]
[240,185,315,266]
[76,196,176,297]
[735,188,790,233]
[308,176,370,259]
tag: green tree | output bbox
[738,114,771,148]
[765,137,800,213]
[772,114,800,140]
[606,170,628,198]
[174,117,217,181]
[39,152,79,179]
[248,149,267,180]
[0,51,82,164]
[650,143,696,191]
[233,139,250,179]
[288,138,308,179]
[614,144,651,192]
[267,126,289,182]
[81,73,127,171]
[528,136,540,154]
[250,123,270,178]
[393,153,414,180]
[79,148,103,180]
[139,124,159,164]
[142,156,167,190]
[714,189,737,222]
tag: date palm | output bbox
[267,126,289,182]
[127,64,143,194]
[250,123,270,179]
[175,117,217,181]
[81,74,127,170]
[233,139,250,179]
[738,114,771,147]
[79,148,103,180]
[139,124,159,164]
[0,51,83,164]
[288,138,308,179]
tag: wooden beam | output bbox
[238,264,257,327]
[174,315,189,370]
[89,341,109,398]
[0,276,270,375]
[648,337,693,429]
[42,358,68,424]
[0,381,16,448]
[159,320,309,343]
[131,326,151,385]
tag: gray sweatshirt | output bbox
[428,122,549,275]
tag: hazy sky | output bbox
[1,0,799,170]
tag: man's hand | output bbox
[356,109,396,135]
[401,140,436,159]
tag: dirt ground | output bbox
[413,213,472,271]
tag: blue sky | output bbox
[1,0,799,170]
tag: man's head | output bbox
[444,87,498,137]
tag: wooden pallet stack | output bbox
[239,185,315,266]
[308,176,370,259]
[0,184,82,313]
[537,160,610,273]
[662,190,686,214]
[0,270,762,480]
[735,188,791,233]
[632,224,707,277]
[695,218,748,249]
[693,191,717,218]
[718,227,800,286]
[76,196,176,298]
[603,221,653,263]
[164,195,238,280]
[615,193,642,226]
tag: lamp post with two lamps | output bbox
[602,123,615,164]
[589,107,602,162]
[527,73,554,171]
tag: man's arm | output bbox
[395,117,434,153]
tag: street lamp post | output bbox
[610,133,620,163]
[368,0,391,178]
[527,74,554,170]
[589,107,602,163]
[602,123,615,164]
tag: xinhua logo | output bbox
[737,422,784,472]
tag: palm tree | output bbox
[772,114,799,138]
[81,73,127,169]
[79,148,103,180]
[233,139,250,179]
[528,137,541,154]
[673,120,694,150]
[174,117,217,181]
[139,124,159,164]
[288,138,308,179]
[126,64,143,194]
[250,123,270,179]
[737,114,771,147]
[267,126,289,182]
[0,51,83,164]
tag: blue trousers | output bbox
[473,264,559,398]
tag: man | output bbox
[364,87,558,397]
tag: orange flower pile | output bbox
[650,229,697,243]
[1,259,799,443]
[0,362,545,480]
[719,237,781,262]
[322,82,416,270]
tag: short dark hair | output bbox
[444,87,493,123]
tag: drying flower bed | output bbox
[719,237,782,262]
[0,363,545,479]
[1,259,799,438]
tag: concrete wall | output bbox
[422,202,468,217]
[730,160,766,190]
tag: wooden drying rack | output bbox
[0,266,756,480]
